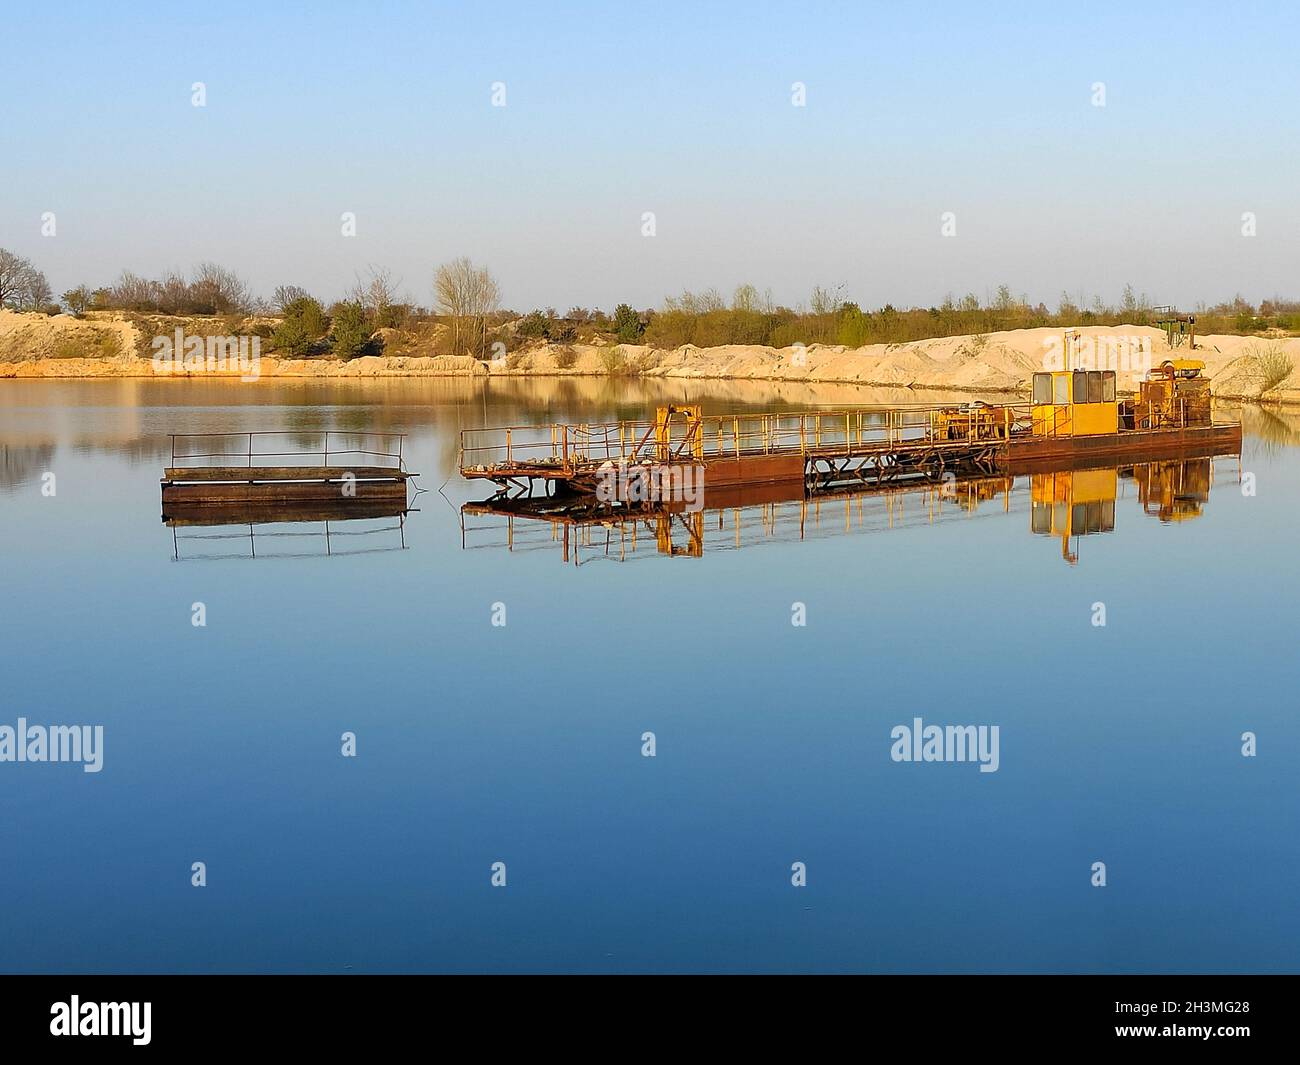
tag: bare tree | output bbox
[349,265,403,323]
[0,248,36,308]
[156,270,190,315]
[434,257,500,357]
[107,270,160,311]
[274,285,310,314]
[62,285,94,316]
[19,268,53,310]
[809,283,844,316]
[191,262,250,314]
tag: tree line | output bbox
[3,245,1297,360]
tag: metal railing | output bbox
[460,405,1030,474]
[169,430,406,469]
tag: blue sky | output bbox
[2,0,1297,311]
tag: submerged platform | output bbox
[162,431,413,509]
[161,466,412,508]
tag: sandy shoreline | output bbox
[2,310,1297,404]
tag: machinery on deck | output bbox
[932,401,1016,441]
[1126,359,1211,430]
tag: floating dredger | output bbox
[460,359,1241,498]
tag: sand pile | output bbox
[1,310,1296,401]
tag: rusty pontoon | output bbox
[162,431,414,514]
[459,364,1241,497]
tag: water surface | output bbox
[1,379,1296,973]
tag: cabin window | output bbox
[1031,502,1051,534]
[1102,372,1116,403]
[1088,371,1103,404]
[1032,373,1052,404]
[1085,500,1103,533]
[1073,372,1089,405]
[1053,376,1070,405]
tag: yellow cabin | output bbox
[1031,370,1118,436]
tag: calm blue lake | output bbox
[1,379,1295,973]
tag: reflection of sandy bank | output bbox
[0,378,1295,492]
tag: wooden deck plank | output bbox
[164,466,407,482]
[162,482,409,504]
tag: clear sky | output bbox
[2,0,1297,312]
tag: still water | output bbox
[1,379,1297,973]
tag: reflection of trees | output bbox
[0,443,56,491]
[1241,403,1300,460]
[29,379,1297,489]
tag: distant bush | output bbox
[1246,340,1295,396]
[517,309,578,343]
[62,285,93,316]
[51,330,122,360]
[273,296,328,356]
[613,303,644,343]
[598,344,626,375]
[101,263,251,314]
[516,310,550,339]
[329,301,373,359]
[373,303,410,330]
[553,345,576,369]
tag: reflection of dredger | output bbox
[1030,468,1117,566]
[1126,458,1212,523]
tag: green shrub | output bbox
[330,301,373,359]
[613,303,643,343]
[1246,340,1295,395]
[272,316,313,357]
[598,344,626,374]
[61,285,93,316]
[51,330,121,359]
[273,296,328,356]
[517,310,550,339]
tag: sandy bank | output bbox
[2,310,1296,403]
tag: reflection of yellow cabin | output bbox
[1031,370,1119,436]
[1030,468,1117,564]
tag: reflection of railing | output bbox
[460,406,1031,474]
[169,431,406,469]
[170,516,409,561]
[462,476,1026,565]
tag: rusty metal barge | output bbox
[459,363,1241,498]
